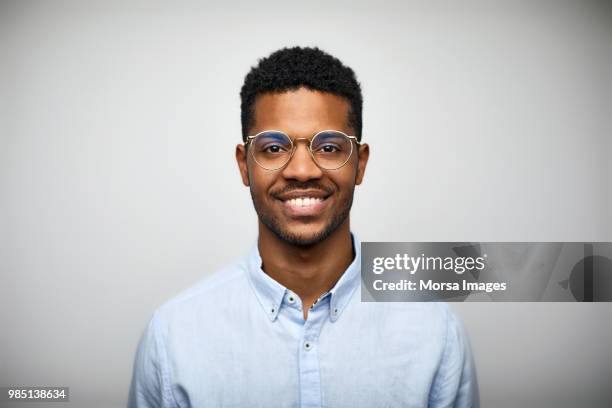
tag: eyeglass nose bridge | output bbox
[284,137,318,168]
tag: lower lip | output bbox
[279,197,330,217]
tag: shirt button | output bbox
[287,295,296,304]
[303,341,313,351]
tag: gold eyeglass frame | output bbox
[244,129,360,171]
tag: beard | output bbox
[249,183,354,247]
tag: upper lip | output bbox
[275,190,331,201]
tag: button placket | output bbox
[298,299,327,408]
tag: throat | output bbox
[257,222,355,313]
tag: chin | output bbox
[275,226,331,247]
[256,201,352,248]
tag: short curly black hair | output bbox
[240,46,363,142]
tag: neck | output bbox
[258,219,354,315]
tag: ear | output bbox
[235,144,250,186]
[355,143,369,185]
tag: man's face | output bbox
[236,87,369,246]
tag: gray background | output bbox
[1,0,611,407]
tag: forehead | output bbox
[251,87,351,136]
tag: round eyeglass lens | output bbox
[251,131,293,170]
[311,131,353,169]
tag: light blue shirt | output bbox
[128,234,479,407]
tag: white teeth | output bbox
[286,197,323,207]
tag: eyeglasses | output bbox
[245,130,360,171]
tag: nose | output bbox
[280,138,324,181]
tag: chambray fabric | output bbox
[128,234,479,408]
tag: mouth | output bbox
[274,191,332,217]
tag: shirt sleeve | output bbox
[128,312,173,408]
[429,305,480,408]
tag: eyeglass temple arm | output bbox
[244,135,256,146]
[347,135,361,145]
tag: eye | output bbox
[262,143,287,153]
[323,145,339,153]
[316,144,342,153]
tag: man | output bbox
[129,46,479,408]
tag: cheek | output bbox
[334,166,357,189]
[248,168,276,198]
[331,169,357,194]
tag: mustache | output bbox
[271,182,334,198]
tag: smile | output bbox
[285,197,324,207]
[276,193,331,217]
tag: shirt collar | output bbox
[245,233,361,322]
